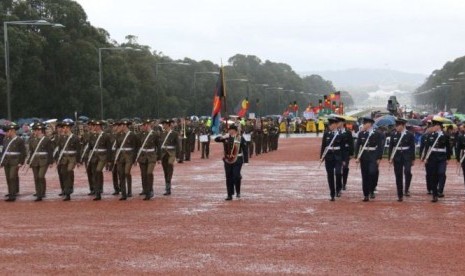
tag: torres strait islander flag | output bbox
[211,67,225,134]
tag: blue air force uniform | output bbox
[355,117,384,201]
[423,119,451,202]
[388,118,415,200]
[320,117,346,200]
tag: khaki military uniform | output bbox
[160,130,180,194]
[81,131,95,193]
[1,136,26,200]
[115,131,139,199]
[137,130,161,197]
[57,133,81,198]
[87,131,112,197]
[27,135,53,198]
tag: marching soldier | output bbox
[254,119,263,156]
[57,120,81,201]
[27,123,54,201]
[52,122,66,196]
[82,120,96,195]
[320,117,345,201]
[244,119,254,158]
[355,117,384,202]
[87,120,112,201]
[456,123,465,186]
[0,123,26,202]
[159,119,180,195]
[136,119,161,200]
[338,120,354,190]
[198,121,212,159]
[262,120,269,153]
[187,118,196,155]
[422,117,451,202]
[388,118,415,202]
[215,124,249,200]
[114,120,139,200]
[419,121,434,194]
[109,121,121,195]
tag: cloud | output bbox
[75,0,465,74]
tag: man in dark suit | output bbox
[388,118,416,202]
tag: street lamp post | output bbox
[265,87,283,115]
[98,47,140,119]
[192,71,219,115]
[154,61,190,118]
[253,83,269,117]
[4,20,64,120]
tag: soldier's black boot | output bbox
[127,175,132,197]
[94,192,102,201]
[63,194,71,201]
[34,197,42,202]
[144,174,154,200]
[164,182,171,196]
[432,195,438,202]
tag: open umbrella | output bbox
[374,115,396,127]
[407,119,422,126]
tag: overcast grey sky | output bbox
[75,0,465,74]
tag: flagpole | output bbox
[221,65,228,118]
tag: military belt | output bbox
[328,146,340,150]
[398,147,410,150]
[35,152,48,155]
[162,146,175,149]
[142,149,156,152]
[63,151,77,155]
[93,149,107,152]
[4,152,21,155]
[364,147,377,151]
[431,148,446,152]
[120,148,134,151]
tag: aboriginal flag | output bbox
[211,67,225,134]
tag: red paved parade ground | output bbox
[1,137,465,274]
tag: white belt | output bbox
[93,149,107,152]
[142,149,156,152]
[120,148,133,151]
[162,146,175,149]
[63,151,76,154]
[35,152,48,155]
[365,147,377,151]
[328,146,340,150]
[4,152,21,155]
[398,147,410,150]
[237,153,243,157]
[431,148,446,152]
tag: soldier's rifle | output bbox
[80,142,89,165]
[318,132,339,169]
[112,131,131,171]
[135,130,153,164]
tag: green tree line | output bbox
[415,56,465,112]
[1,0,351,120]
